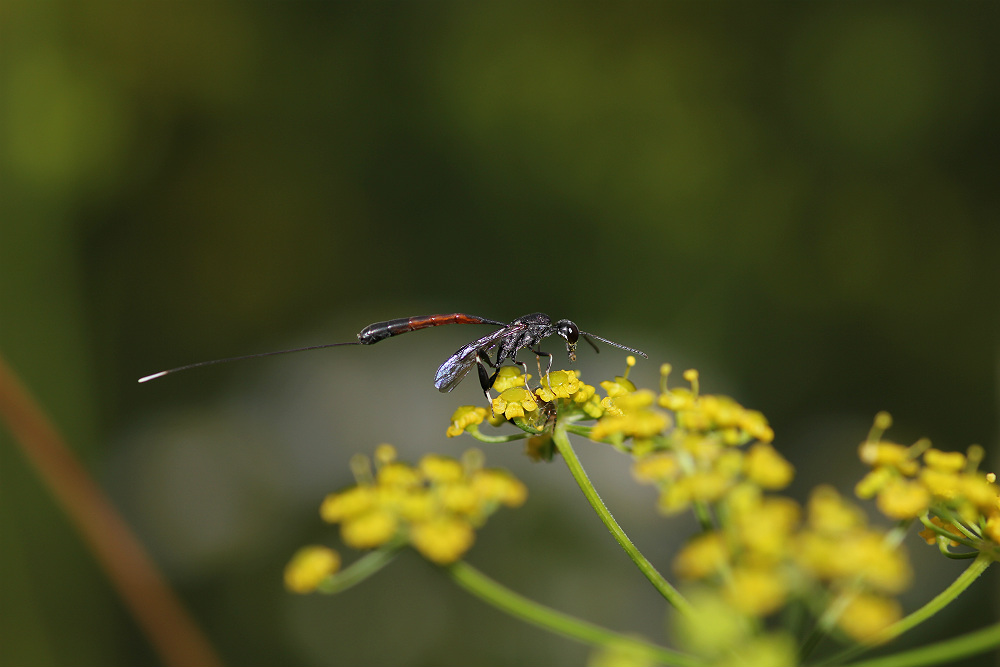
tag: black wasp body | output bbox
[430,312,645,401]
[139,312,647,404]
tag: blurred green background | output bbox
[1,2,998,666]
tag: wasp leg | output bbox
[532,346,553,391]
[477,350,499,412]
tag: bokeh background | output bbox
[1,3,998,666]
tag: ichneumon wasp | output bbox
[139,312,647,404]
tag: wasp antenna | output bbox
[138,341,363,383]
[580,332,647,359]
[580,334,601,354]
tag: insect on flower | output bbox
[139,312,647,403]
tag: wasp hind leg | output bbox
[532,346,553,392]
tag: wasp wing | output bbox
[433,327,509,392]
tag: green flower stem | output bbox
[564,422,594,438]
[448,560,700,667]
[552,418,693,616]
[816,553,995,666]
[918,514,979,550]
[930,509,982,541]
[317,543,400,594]
[691,500,715,532]
[839,621,1000,667]
[467,425,530,443]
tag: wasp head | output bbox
[555,319,580,361]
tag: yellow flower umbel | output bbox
[300,446,527,576]
[623,367,789,516]
[434,355,997,661]
[591,390,670,444]
[856,414,1000,557]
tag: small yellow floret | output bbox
[439,482,479,516]
[591,409,669,441]
[876,479,931,519]
[659,387,696,411]
[491,366,530,392]
[725,566,788,617]
[320,486,377,523]
[446,405,487,437]
[492,386,538,420]
[373,444,397,465]
[924,448,966,473]
[284,546,340,593]
[855,467,893,499]
[377,462,422,488]
[984,513,1000,544]
[846,533,912,593]
[600,377,636,400]
[340,509,399,549]
[673,532,728,580]
[919,468,960,499]
[837,594,901,644]
[396,489,436,522]
[536,370,582,401]
[733,496,801,561]
[632,453,680,484]
[471,469,528,507]
[858,441,917,475]
[685,471,732,502]
[807,486,866,534]
[743,442,795,490]
[410,517,475,564]
[420,455,465,483]
[873,411,893,430]
[959,474,1000,512]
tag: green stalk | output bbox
[448,560,700,667]
[467,424,530,443]
[815,553,994,665]
[551,418,693,616]
[317,543,400,594]
[840,622,1000,667]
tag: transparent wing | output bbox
[433,328,509,392]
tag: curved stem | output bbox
[840,621,1000,667]
[551,418,693,616]
[918,514,979,551]
[448,560,700,667]
[466,425,530,443]
[816,553,994,665]
[317,543,401,594]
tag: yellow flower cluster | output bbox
[447,367,604,439]
[796,487,910,641]
[856,412,1000,550]
[673,484,912,642]
[446,405,489,438]
[622,367,789,515]
[319,446,527,565]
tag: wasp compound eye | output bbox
[555,320,580,344]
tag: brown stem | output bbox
[0,353,223,667]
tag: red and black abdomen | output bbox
[357,313,505,344]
